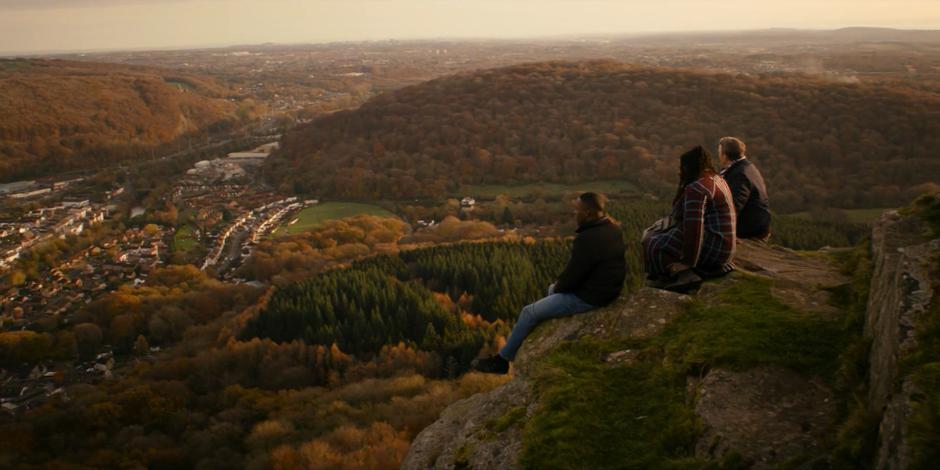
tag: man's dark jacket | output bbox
[553,217,626,306]
[721,158,772,239]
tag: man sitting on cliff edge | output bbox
[472,192,627,374]
[718,136,772,241]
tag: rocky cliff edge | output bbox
[404,238,862,469]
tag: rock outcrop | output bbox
[685,242,850,469]
[692,366,836,465]
[865,210,939,469]
[403,240,854,470]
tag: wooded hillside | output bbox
[0,59,245,181]
[268,60,940,211]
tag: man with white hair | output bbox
[718,137,771,240]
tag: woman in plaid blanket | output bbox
[642,146,737,291]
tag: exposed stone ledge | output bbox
[692,366,836,468]
[403,239,853,470]
[865,210,939,469]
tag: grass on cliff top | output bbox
[903,192,940,238]
[524,342,705,470]
[656,277,850,377]
[521,276,859,470]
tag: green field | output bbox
[0,60,32,72]
[789,208,891,224]
[164,79,195,90]
[172,224,198,252]
[273,202,396,236]
[458,180,636,199]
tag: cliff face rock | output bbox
[404,206,940,469]
[510,287,694,378]
[403,240,853,470]
[687,242,849,468]
[403,378,533,470]
[692,366,836,465]
[865,210,939,469]
[403,286,694,470]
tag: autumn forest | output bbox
[269,61,940,211]
[0,33,937,470]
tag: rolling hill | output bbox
[267,60,940,211]
[0,59,246,182]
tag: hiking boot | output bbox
[664,269,703,293]
[694,263,735,280]
[472,354,510,374]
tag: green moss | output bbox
[902,192,940,238]
[829,399,881,469]
[656,276,850,379]
[487,406,527,433]
[521,339,704,470]
[454,442,474,469]
[521,275,867,469]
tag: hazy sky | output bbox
[1,0,939,55]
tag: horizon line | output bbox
[2,25,940,59]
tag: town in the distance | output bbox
[0,25,939,470]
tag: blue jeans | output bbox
[499,284,595,361]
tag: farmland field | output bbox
[272,202,396,236]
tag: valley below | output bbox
[0,30,939,469]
